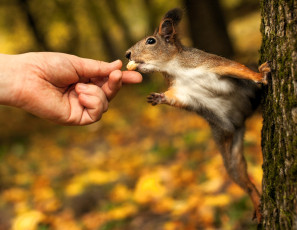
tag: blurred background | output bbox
[0,0,263,229]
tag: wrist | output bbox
[0,54,22,107]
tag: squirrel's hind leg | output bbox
[211,61,270,84]
[213,126,262,222]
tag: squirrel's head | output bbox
[126,8,183,73]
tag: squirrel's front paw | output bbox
[147,93,166,106]
[258,62,271,85]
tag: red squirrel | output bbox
[125,8,270,222]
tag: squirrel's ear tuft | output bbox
[163,8,183,26]
[158,8,183,43]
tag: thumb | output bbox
[67,55,123,78]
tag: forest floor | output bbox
[0,79,263,230]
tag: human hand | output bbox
[0,52,142,125]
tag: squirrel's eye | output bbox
[146,37,156,45]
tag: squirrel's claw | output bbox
[147,92,166,106]
[258,61,271,85]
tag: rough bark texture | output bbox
[260,0,297,229]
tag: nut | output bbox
[127,61,138,71]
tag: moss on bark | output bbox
[260,0,297,229]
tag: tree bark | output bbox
[260,0,297,229]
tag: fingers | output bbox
[67,54,142,83]
[122,71,143,84]
[100,70,143,101]
[101,70,122,101]
[67,54,123,79]
[75,83,108,124]
[67,72,141,125]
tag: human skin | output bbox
[0,52,142,125]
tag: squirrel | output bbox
[125,8,270,222]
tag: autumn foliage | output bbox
[0,85,263,229]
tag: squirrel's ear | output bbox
[158,19,175,42]
[158,8,183,43]
[162,8,183,26]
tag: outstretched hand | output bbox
[0,52,142,125]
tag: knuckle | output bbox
[103,102,109,113]
[97,94,108,112]
[97,60,103,73]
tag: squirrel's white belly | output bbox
[170,66,249,133]
[172,67,234,115]
[165,63,248,131]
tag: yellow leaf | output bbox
[204,155,225,179]
[134,172,167,204]
[65,182,84,197]
[227,183,244,198]
[198,206,214,225]
[41,198,61,213]
[33,187,55,202]
[163,221,182,230]
[109,184,132,202]
[14,173,33,186]
[152,197,174,214]
[82,212,108,230]
[66,170,119,196]
[171,195,200,216]
[204,194,230,207]
[79,170,119,185]
[249,165,263,185]
[142,106,163,127]
[51,210,82,230]
[107,203,137,220]
[33,187,61,212]
[199,178,224,193]
[171,200,188,216]
[12,210,45,230]
[14,202,30,215]
[2,188,28,203]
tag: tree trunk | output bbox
[16,0,51,51]
[105,0,135,48]
[184,0,234,58]
[85,0,119,61]
[260,0,297,229]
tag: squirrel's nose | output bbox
[125,51,131,60]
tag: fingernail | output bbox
[111,60,122,66]
[77,83,87,90]
[111,59,120,64]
